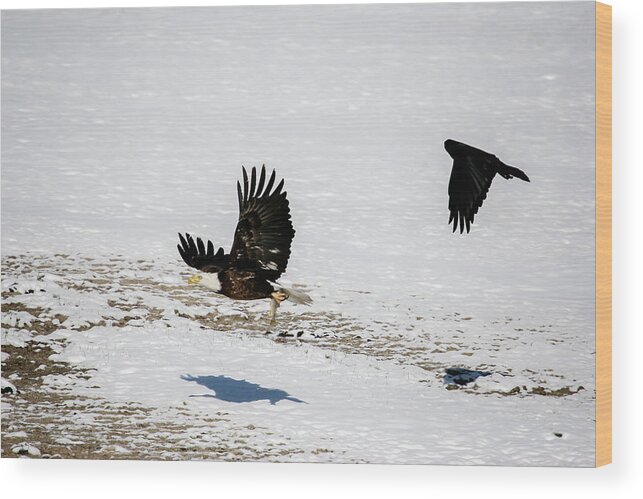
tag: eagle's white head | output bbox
[187,273,221,292]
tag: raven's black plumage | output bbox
[178,165,295,300]
[444,139,530,234]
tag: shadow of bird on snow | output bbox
[181,374,305,405]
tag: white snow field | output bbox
[2,3,596,465]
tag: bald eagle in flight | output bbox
[445,139,530,233]
[178,165,311,323]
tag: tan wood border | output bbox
[596,1,612,467]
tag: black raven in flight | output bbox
[444,139,530,233]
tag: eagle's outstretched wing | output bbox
[445,139,530,234]
[229,165,294,280]
[177,232,229,273]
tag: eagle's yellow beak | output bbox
[187,275,202,285]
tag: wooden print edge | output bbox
[595,1,612,468]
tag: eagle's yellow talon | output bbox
[271,291,288,303]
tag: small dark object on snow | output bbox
[444,367,493,386]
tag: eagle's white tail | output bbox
[280,286,313,305]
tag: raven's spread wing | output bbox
[229,165,294,280]
[447,147,498,234]
[177,232,229,273]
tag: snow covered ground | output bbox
[2,3,596,465]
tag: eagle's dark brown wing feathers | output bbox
[263,169,277,196]
[242,167,249,202]
[178,165,293,279]
[177,232,228,273]
[230,165,294,280]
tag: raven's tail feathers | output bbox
[499,163,530,182]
